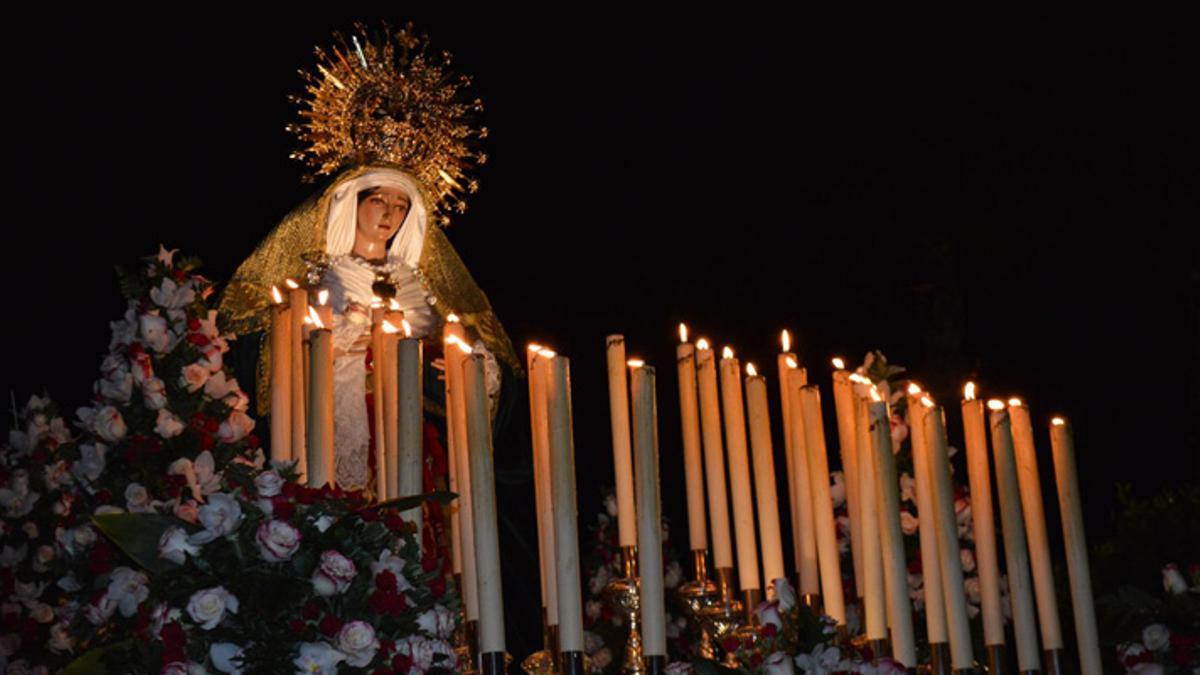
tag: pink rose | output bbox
[92,406,127,442]
[218,410,255,444]
[179,364,210,392]
[256,520,301,562]
[337,621,380,667]
[142,377,168,410]
[312,550,357,596]
[255,470,285,497]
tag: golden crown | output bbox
[287,23,487,225]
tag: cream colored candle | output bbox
[695,341,734,569]
[1009,400,1063,651]
[831,365,864,599]
[776,332,801,572]
[379,323,400,501]
[798,384,846,625]
[462,353,505,655]
[675,327,707,551]
[286,282,308,480]
[269,291,292,470]
[745,366,785,591]
[922,402,975,670]
[444,320,478,621]
[630,363,667,657]
[1050,417,1101,674]
[528,347,558,625]
[547,355,584,652]
[961,387,1004,648]
[786,369,819,596]
[370,308,388,497]
[305,324,334,488]
[719,348,760,591]
[853,395,886,641]
[396,327,423,533]
[906,390,948,645]
[605,335,637,548]
[867,397,917,667]
[444,355,463,577]
[989,402,1041,671]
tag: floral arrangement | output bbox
[0,247,456,674]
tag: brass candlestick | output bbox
[521,611,559,675]
[676,550,719,660]
[604,545,643,675]
[698,566,745,668]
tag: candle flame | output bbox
[538,348,556,358]
[869,386,883,403]
[445,334,473,354]
[832,357,845,370]
[627,358,645,368]
[696,338,710,350]
[528,343,542,353]
[317,289,329,306]
[389,298,401,311]
[964,382,977,401]
[447,313,460,323]
[785,356,798,369]
[1051,417,1066,427]
[722,346,734,359]
[401,319,412,337]
[849,373,872,385]
[271,286,284,304]
[987,399,1006,411]
[679,323,688,343]
[781,329,791,353]
[381,320,399,334]
[303,314,313,325]
[1008,397,1024,407]
[920,396,935,408]
[307,306,325,329]
[369,296,384,309]
[746,363,758,377]
[285,278,300,290]
[907,382,922,395]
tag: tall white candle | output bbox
[922,403,974,670]
[306,326,334,488]
[547,355,583,652]
[695,342,734,570]
[832,366,864,598]
[396,330,423,534]
[287,283,308,481]
[445,322,478,622]
[745,366,785,592]
[269,293,292,470]
[606,335,637,548]
[776,332,801,574]
[961,388,1004,648]
[676,329,707,551]
[1050,417,1101,675]
[867,397,917,667]
[462,353,505,655]
[631,363,667,657]
[1008,400,1063,651]
[906,391,948,645]
[380,326,399,501]
[989,402,1041,671]
[798,384,846,625]
[719,348,760,591]
[786,369,819,597]
[853,395,886,641]
[529,348,558,625]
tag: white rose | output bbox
[72,443,107,483]
[900,510,919,535]
[48,621,74,654]
[829,471,846,508]
[203,371,239,401]
[604,494,618,517]
[592,647,613,669]
[107,566,150,617]
[186,586,239,630]
[395,635,442,672]
[899,472,916,503]
[312,550,357,596]
[159,526,201,564]
[109,306,138,349]
[180,363,211,392]
[416,604,456,639]
[97,370,134,403]
[142,377,168,410]
[761,651,795,675]
[125,482,154,513]
[139,312,173,353]
[337,621,380,667]
[92,406,127,442]
[255,470,284,497]
[755,599,784,631]
[29,603,54,624]
[150,277,196,310]
[773,577,797,611]
[960,548,976,573]
[86,593,118,625]
[1163,564,1189,595]
[189,493,243,545]
[664,560,683,589]
[156,409,185,439]
[43,461,73,491]
[369,550,415,591]
[218,410,255,444]
[209,642,245,675]
[200,344,225,373]
[1142,623,1170,652]
[314,514,336,533]
[964,576,982,604]
[193,451,222,496]
[293,642,347,674]
[1130,664,1165,675]
[256,520,302,562]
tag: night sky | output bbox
[4,12,1197,656]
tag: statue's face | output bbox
[355,186,411,246]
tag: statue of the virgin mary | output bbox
[217,24,520,493]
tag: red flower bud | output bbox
[318,614,343,637]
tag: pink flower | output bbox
[256,520,302,562]
[91,406,127,442]
[155,409,185,439]
[337,621,380,667]
[139,312,173,353]
[313,550,357,596]
[218,410,255,444]
[900,510,919,535]
[179,363,210,392]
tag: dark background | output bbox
[3,11,1197,659]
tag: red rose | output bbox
[376,570,399,594]
[246,434,260,449]
[318,614,343,637]
[96,489,113,504]
[749,653,763,668]
[385,514,406,533]
[429,576,446,599]
[89,541,114,574]
[288,619,307,635]
[188,333,210,347]
[392,654,413,673]
[721,637,740,653]
[359,508,380,523]
[421,552,439,573]
[272,497,296,521]
[760,623,777,638]
[302,601,321,621]
[161,621,186,664]
[380,639,395,654]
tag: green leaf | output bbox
[62,639,134,675]
[93,512,191,575]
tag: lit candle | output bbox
[961,385,1004,649]
[396,320,422,533]
[305,308,334,488]
[786,368,819,597]
[798,384,846,625]
[745,364,785,592]
[676,325,707,552]
[853,394,886,642]
[831,361,864,599]
[906,386,948,646]
[462,353,506,656]
[528,346,558,626]
[547,354,583,654]
[719,347,760,593]
[379,321,400,501]
[867,392,916,667]
[269,287,293,470]
[1049,417,1102,675]
[605,335,637,549]
[989,400,1041,671]
[921,400,974,670]
[370,302,388,497]
[695,341,734,571]
[776,332,802,575]
[286,280,307,481]
[630,362,667,658]
[1008,399,1063,652]
[445,319,478,622]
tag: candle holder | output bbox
[520,614,559,675]
[479,651,512,675]
[604,545,644,675]
[1042,648,1063,675]
[984,645,1006,675]
[559,650,587,675]
[696,568,746,669]
[457,620,479,675]
[676,550,719,660]
[928,642,950,675]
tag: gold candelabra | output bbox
[604,545,644,675]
